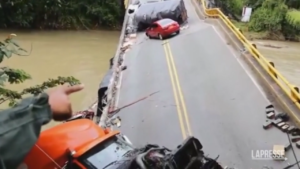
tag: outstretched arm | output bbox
[0,93,52,169]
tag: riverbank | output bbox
[230,21,300,87]
[229,20,300,87]
[232,20,300,41]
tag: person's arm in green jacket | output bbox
[0,93,52,169]
[0,84,84,169]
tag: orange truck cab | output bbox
[22,119,134,169]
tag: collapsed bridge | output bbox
[99,0,300,168]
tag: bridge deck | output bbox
[117,0,300,168]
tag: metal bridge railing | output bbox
[198,0,300,121]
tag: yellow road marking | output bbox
[166,41,192,136]
[163,40,192,138]
[163,41,186,139]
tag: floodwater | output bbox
[1,30,120,130]
[252,40,300,87]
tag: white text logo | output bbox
[251,150,286,160]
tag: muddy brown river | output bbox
[1,30,120,130]
[253,40,300,87]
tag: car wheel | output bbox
[146,33,152,39]
[158,34,164,40]
[176,30,180,34]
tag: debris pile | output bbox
[263,104,300,160]
[264,105,294,134]
[180,25,189,31]
[122,33,137,53]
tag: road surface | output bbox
[117,0,300,168]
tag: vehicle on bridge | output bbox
[134,0,187,31]
[23,118,223,169]
[146,18,180,39]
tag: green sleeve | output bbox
[0,93,52,169]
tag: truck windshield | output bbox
[79,135,133,169]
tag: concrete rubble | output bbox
[263,104,300,161]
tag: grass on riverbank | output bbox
[230,20,271,40]
[231,10,300,41]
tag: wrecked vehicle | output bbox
[134,0,188,31]
[23,118,223,169]
[23,119,132,169]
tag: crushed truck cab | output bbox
[23,119,134,169]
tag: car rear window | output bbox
[157,19,174,27]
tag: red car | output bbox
[146,18,180,39]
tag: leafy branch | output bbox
[0,34,32,63]
[0,34,81,107]
[0,76,80,106]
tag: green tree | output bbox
[248,0,288,32]
[0,0,125,29]
[0,34,80,106]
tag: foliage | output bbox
[216,0,300,40]
[224,0,244,17]
[248,0,288,32]
[0,0,125,29]
[214,0,245,19]
[243,0,264,9]
[286,10,300,29]
[0,34,80,107]
[285,0,300,9]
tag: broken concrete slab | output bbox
[263,120,273,130]
[287,126,296,133]
[281,124,289,132]
[290,136,300,142]
[266,112,275,119]
[272,118,283,125]
[265,104,275,114]
[285,143,292,152]
[277,122,286,128]
[296,141,300,149]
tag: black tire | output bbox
[176,30,180,34]
[146,33,152,39]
